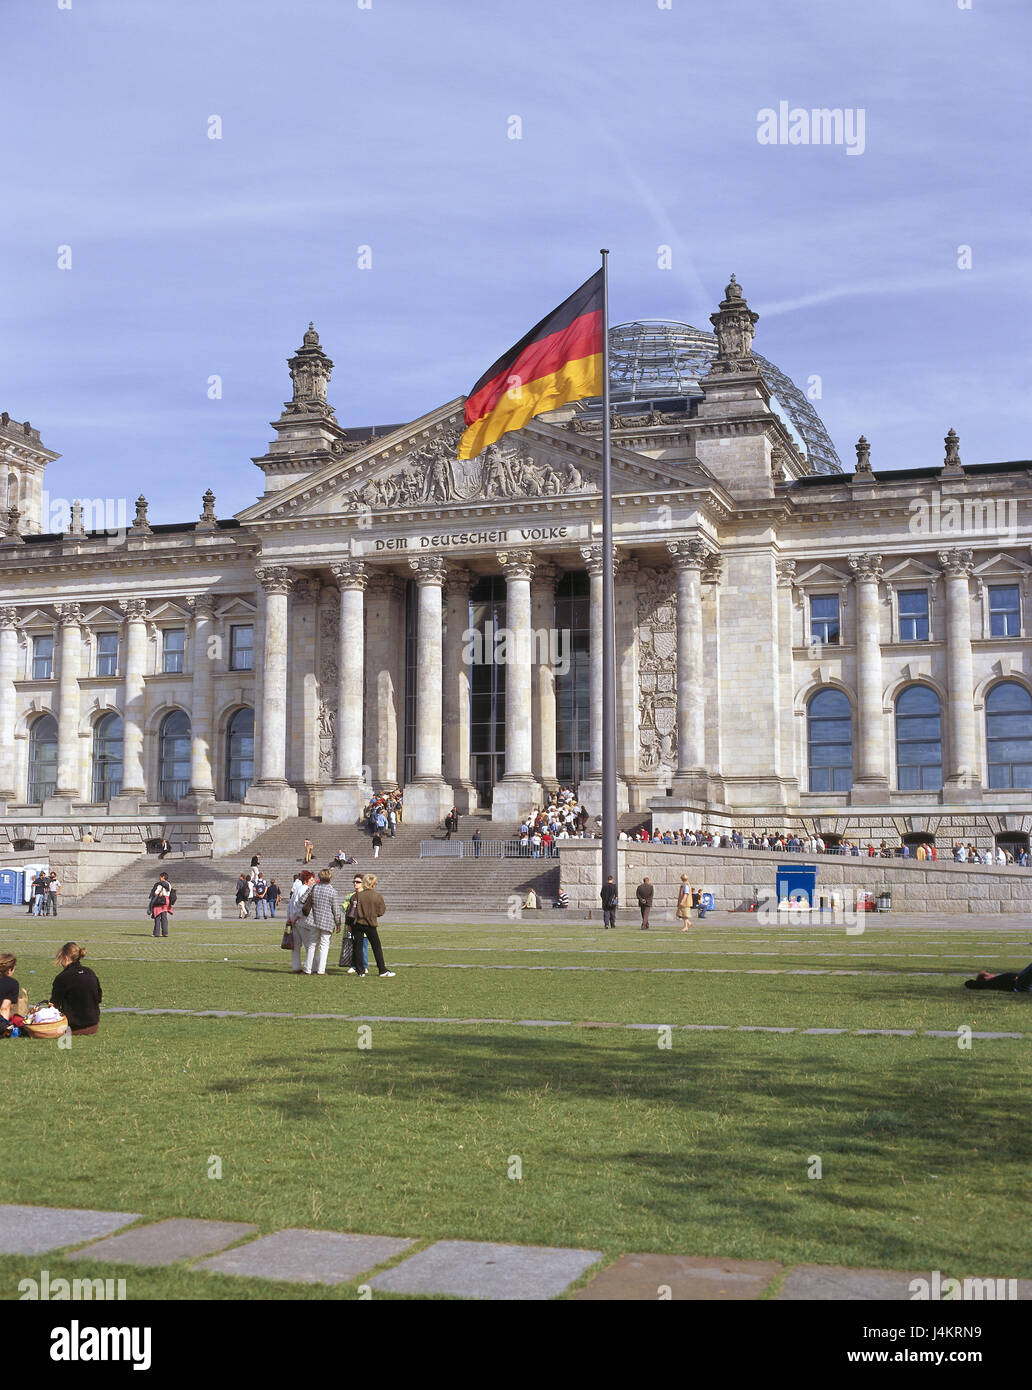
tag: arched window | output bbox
[27,714,58,803]
[92,713,123,802]
[985,681,1032,789]
[158,710,191,802]
[226,707,254,802]
[896,686,942,791]
[807,688,852,792]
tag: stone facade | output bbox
[0,284,1031,849]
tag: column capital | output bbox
[667,538,709,571]
[255,564,294,596]
[330,559,368,592]
[580,544,621,577]
[187,593,217,620]
[701,552,724,586]
[119,597,149,622]
[497,548,535,581]
[848,552,883,583]
[409,556,448,587]
[0,606,18,630]
[444,566,476,605]
[293,576,322,605]
[365,570,405,601]
[938,546,974,579]
[531,560,562,590]
[56,602,83,628]
[775,558,796,589]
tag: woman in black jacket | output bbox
[50,943,102,1035]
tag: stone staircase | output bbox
[75,810,563,914]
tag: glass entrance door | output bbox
[470,576,506,808]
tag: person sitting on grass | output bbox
[0,954,20,1014]
[964,962,1032,993]
[51,942,102,1036]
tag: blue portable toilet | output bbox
[775,863,818,907]
[0,868,23,905]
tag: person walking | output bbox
[149,872,173,937]
[371,829,383,860]
[303,838,314,864]
[472,829,482,858]
[47,870,61,917]
[636,877,654,930]
[351,872,394,978]
[287,869,316,973]
[253,874,269,920]
[600,876,618,929]
[676,874,693,932]
[388,807,397,838]
[51,943,102,1036]
[266,879,281,918]
[235,874,250,919]
[306,868,341,976]
[341,872,369,974]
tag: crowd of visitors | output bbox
[363,791,402,839]
[618,826,1030,865]
[283,866,395,979]
[26,870,61,917]
[516,787,593,856]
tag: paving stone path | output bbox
[3,1205,1029,1300]
[98,1006,1032,1043]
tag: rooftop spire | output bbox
[287,322,336,419]
[708,274,759,373]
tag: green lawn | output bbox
[3,914,1030,1299]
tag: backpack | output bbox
[168,888,177,906]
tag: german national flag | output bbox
[458,271,603,460]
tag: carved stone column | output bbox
[51,603,83,808]
[493,550,542,822]
[443,565,477,812]
[112,598,149,810]
[403,557,453,823]
[578,544,628,816]
[848,553,888,800]
[322,560,367,824]
[245,566,299,817]
[363,572,405,790]
[185,595,216,808]
[939,547,979,797]
[669,539,708,798]
[290,577,322,806]
[0,608,19,805]
[531,562,559,790]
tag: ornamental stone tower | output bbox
[0,412,60,534]
[251,324,347,496]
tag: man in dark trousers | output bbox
[636,877,654,930]
[600,876,618,929]
[472,829,482,858]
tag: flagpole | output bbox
[600,249,617,895]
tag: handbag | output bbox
[280,929,295,951]
[301,887,315,918]
[338,934,354,969]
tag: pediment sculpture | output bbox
[345,437,598,512]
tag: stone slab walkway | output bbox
[3,1206,1029,1299]
[0,1205,141,1256]
[67,1218,258,1268]
[367,1240,603,1300]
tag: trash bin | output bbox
[877,888,892,912]
[775,864,818,908]
[0,868,23,905]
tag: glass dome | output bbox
[587,319,842,475]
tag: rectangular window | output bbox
[810,594,840,646]
[988,585,1020,638]
[898,590,929,642]
[31,635,54,680]
[96,631,118,677]
[162,628,186,673]
[229,624,254,671]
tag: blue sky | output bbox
[1,0,1029,522]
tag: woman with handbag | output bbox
[305,868,341,976]
[676,874,693,933]
[286,869,316,973]
[340,873,369,972]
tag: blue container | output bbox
[776,864,818,906]
[699,892,715,912]
[0,868,23,905]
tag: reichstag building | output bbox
[2,278,1031,854]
